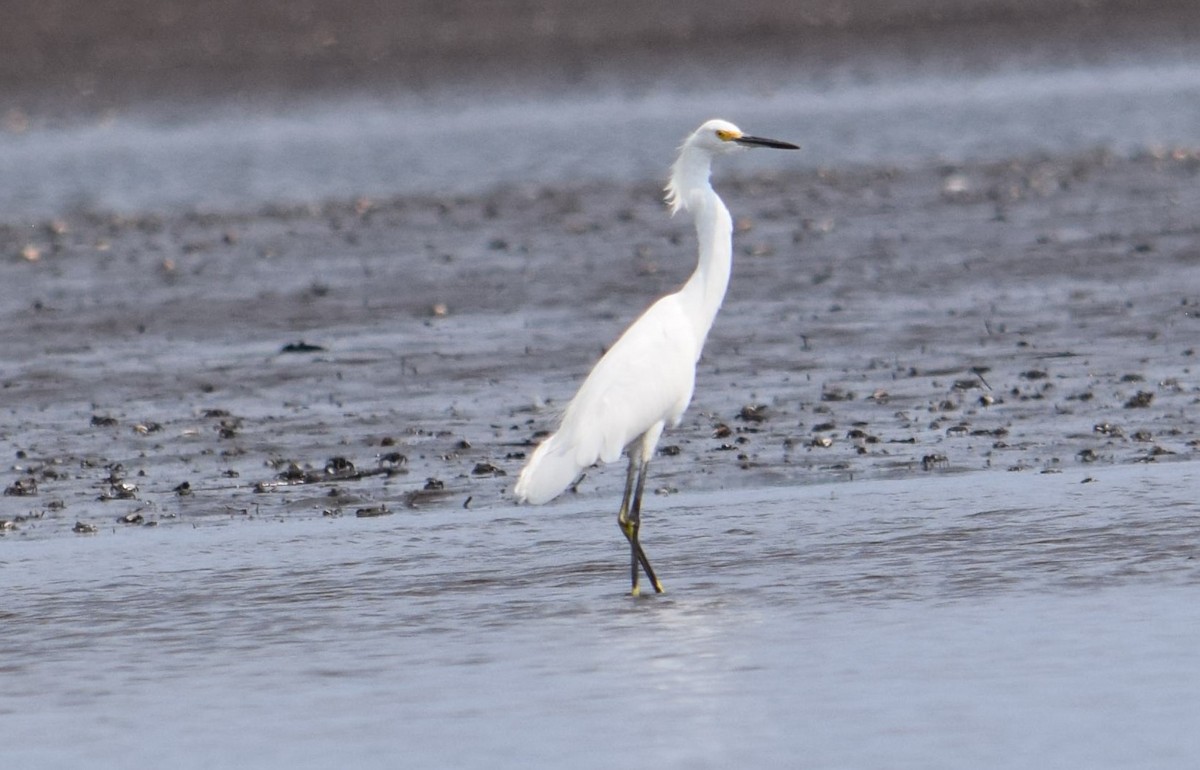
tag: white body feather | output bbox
[514,295,701,504]
[515,120,747,505]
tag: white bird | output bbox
[514,119,799,595]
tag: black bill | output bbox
[734,135,800,150]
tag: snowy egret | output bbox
[514,119,799,595]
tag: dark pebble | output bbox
[280,341,326,353]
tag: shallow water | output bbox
[6,57,1200,218]
[4,462,1198,768]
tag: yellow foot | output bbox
[631,585,641,597]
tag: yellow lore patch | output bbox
[715,128,742,142]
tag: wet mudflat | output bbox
[3,2,1200,767]
[1,148,1197,534]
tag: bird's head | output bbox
[686,119,800,156]
[667,119,799,213]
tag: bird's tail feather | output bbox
[514,433,584,505]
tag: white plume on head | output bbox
[664,175,684,215]
[663,119,743,215]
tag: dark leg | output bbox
[617,454,639,593]
[618,453,662,595]
[628,457,664,594]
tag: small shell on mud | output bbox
[471,462,506,477]
[942,174,970,195]
[921,453,949,470]
[4,477,37,496]
[1124,391,1154,408]
[99,482,138,501]
[737,404,769,422]
[324,457,356,475]
[380,452,408,467]
[821,388,854,402]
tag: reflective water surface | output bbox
[5,463,1198,768]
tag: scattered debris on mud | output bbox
[2,150,1198,537]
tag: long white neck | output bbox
[666,146,733,355]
